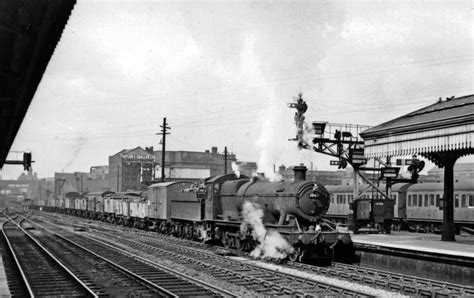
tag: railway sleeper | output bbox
[388,282,402,291]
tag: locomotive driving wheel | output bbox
[289,246,302,262]
[235,237,244,250]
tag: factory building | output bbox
[108,146,250,192]
[54,168,110,199]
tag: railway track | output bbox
[288,261,474,297]
[29,214,370,296]
[23,218,235,297]
[1,220,96,297]
[88,219,474,297]
[69,223,373,296]
[0,220,29,297]
[95,223,474,297]
[18,221,185,297]
[32,212,474,297]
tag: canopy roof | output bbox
[0,0,76,167]
[360,95,474,160]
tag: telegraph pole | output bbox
[224,146,228,174]
[158,118,170,182]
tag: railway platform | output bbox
[350,230,474,286]
[351,230,474,258]
[0,258,10,296]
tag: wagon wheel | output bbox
[233,237,241,250]
[223,232,233,249]
[179,226,185,238]
[186,227,194,240]
[289,246,302,262]
[181,226,187,239]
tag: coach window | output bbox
[436,194,440,207]
[412,194,417,206]
[408,194,412,206]
[455,194,459,208]
[461,194,466,208]
[424,195,429,207]
[418,194,423,207]
[430,194,435,206]
[343,195,346,204]
[469,194,474,207]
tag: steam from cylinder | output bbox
[241,201,294,259]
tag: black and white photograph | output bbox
[0,0,473,296]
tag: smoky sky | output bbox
[1,0,472,179]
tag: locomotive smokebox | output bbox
[293,165,307,181]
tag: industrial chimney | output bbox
[293,164,307,181]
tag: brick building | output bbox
[108,146,247,192]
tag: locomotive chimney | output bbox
[293,164,307,181]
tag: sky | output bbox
[1,0,473,180]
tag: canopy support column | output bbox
[441,153,458,242]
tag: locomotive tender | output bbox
[33,166,355,264]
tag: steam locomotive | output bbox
[32,166,355,264]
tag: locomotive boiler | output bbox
[219,166,330,225]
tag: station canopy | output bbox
[0,0,76,168]
[360,95,474,166]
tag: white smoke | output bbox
[198,227,208,241]
[240,201,293,260]
[231,161,241,178]
[299,122,315,149]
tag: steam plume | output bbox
[240,201,293,260]
[231,161,241,178]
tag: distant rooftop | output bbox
[428,162,474,174]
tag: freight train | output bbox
[31,167,355,264]
[326,180,474,234]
